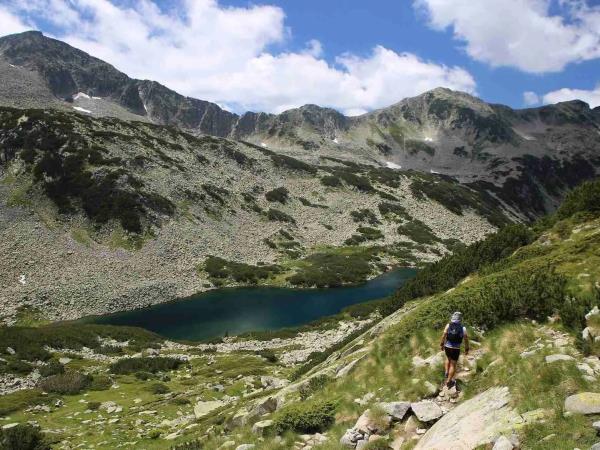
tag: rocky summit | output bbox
[0,27,600,450]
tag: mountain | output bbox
[1,31,599,222]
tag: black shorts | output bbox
[445,346,460,361]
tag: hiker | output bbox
[439,311,469,388]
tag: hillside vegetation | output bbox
[1,180,599,449]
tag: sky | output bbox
[1,0,600,115]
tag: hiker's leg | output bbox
[447,359,457,383]
[444,357,450,377]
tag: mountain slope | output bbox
[1,180,598,449]
[1,31,599,222]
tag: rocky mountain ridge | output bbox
[1,31,599,222]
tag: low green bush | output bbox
[266,208,296,224]
[203,256,281,284]
[397,220,438,245]
[265,187,289,204]
[88,401,101,410]
[299,374,332,400]
[255,349,278,363]
[89,375,112,391]
[109,357,183,375]
[38,360,64,378]
[0,389,50,416]
[39,371,91,395]
[274,399,337,434]
[148,382,170,394]
[350,209,380,225]
[320,175,342,187]
[0,423,49,450]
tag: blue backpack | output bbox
[447,322,464,345]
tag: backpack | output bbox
[447,322,464,345]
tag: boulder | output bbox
[194,400,224,419]
[251,419,274,436]
[340,428,364,448]
[565,393,600,415]
[545,354,575,363]
[411,401,443,422]
[235,445,255,450]
[378,402,411,421]
[593,421,600,432]
[252,396,278,416]
[586,306,600,320]
[260,376,289,389]
[414,387,522,450]
[492,435,514,450]
[592,443,600,450]
[355,409,391,434]
[404,415,424,433]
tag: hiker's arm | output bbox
[464,330,470,355]
[439,326,448,350]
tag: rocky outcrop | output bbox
[414,387,521,450]
[564,393,600,415]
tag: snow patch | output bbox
[385,161,402,169]
[92,96,101,100]
[74,92,91,100]
[260,142,268,148]
[430,169,440,174]
[73,106,92,114]
[333,138,339,144]
[8,64,16,68]
[512,127,536,141]
[424,137,434,142]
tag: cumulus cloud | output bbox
[542,85,600,107]
[523,91,541,106]
[0,7,29,34]
[0,0,476,114]
[415,0,600,73]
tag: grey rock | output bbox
[410,401,443,422]
[492,435,514,450]
[545,354,575,363]
[565,393,600,415]
[378,401,411,421]
[251,419,274,436]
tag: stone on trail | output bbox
[592,443,600,450]
[235,445,255,450]
[355,409,391,434]
[414,387,522,450]
[251,419,274,436]
[410,400,443,422]
[377,401,411,421]
[564,393,600,415]
[193,400,224,419]
[545,354,575,363]
[492,435,514,450]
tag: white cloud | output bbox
[523,91,541,106]
[415,0,600,73]
[542,85,600,107]
[0,0,476,114]
[0,7,29,35]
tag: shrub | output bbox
[0,424,49,450]
[148,430,161,439]
[148,382,170,394]
[0,389,49,416]
[556,178,600,220]
[287,251,374,288]
[274,399,337,434]
[378,202,409,219]
[39,371,91,395]
[109,357,183,375]
[397,220,438,245]
[0,359,33,375]
[362,440,391,450]
[255,349,278,363]
[266,208,296,224]
[89,375,112,391]
[38,360,65,378]
[350,209,380,225]
[345,227,384,245]
[135,371,154,381]
[265,187,289,204]
[336,171,374,192]
[270,154,317,174]
[203,256,281,284]
[170,397,191,406]
[299,374,332,400]
[320,175,342,187]
[88,401,101,410]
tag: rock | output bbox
[404,415,424,433]
[390,436,405,450]
[415,387,522,450]
[219,441,236,449]
[554,338,569,347]
[493,435,514,450]
[252,419,274,436]
[235,445,255,450]
[2,423,19,430]
[586,306,600,320]
[583,327,593,341]
[424,381,439,397]
[229,409,251,428]
[260,376,289,389]
[565,393,600,415]
[194,400,224,419]
[355,439,368,450]
[578,364,596,376]
[58,357,71,365]
[145,348,159,356]
[591,443,600,450]
[336,358,363,378]
[355,409,391,434]
[6,347,15,355]
[340,428,364,447]
[545,354,575,363]
[520,408,553,423]
[593,421,600,432]
[411,401,443,422]
[378,401,411,421]
[252,397,278,416]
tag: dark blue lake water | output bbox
[88,268,417,341]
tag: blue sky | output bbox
[2,0,600,113]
